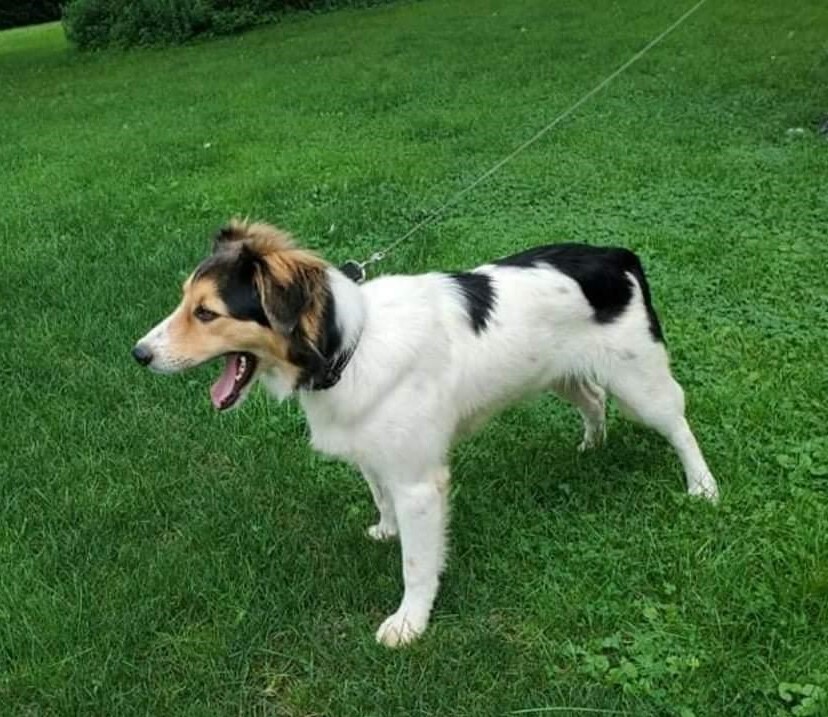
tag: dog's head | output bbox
[132,220,335,410]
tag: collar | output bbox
[300,269,364,392]
[306,338,359,391]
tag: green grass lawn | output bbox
[2,1,828,714]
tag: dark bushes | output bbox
[62,0,393,49]
[0,0,63,30]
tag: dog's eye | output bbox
[194,306,219,322]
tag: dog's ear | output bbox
[252,253,326,337]
[213,219,296,255]
[212,219,247,253]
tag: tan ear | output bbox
[252,255,327,339]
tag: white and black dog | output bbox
[133,220,718,647]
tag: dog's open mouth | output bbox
[210,352,257,411]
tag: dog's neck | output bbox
[326,265,366,352]
[260,267,365,400]
[300,267,365,391]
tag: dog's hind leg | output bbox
[360,465,398,541]
[551,379,607,452]
[606,347,719,502]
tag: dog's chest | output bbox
[301,401,368,463]
[308,421,357,460]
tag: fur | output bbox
[134,220,719,648]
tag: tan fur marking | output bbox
[160,275,290,371]
[153,220,331,384]
[222,219,330,345]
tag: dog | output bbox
[133,219,719,647]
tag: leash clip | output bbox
[339,260,367,284]
[340,251,385,284]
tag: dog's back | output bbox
[338,245,665,428]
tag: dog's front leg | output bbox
[376,466,449,648]
[359,465,398,540]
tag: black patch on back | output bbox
[450,272,496,334]
[494,244,664,341]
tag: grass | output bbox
[1,2,827,715]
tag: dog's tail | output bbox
[624,251,664,343]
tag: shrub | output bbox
[62,0,394,49]
[63,0,213,48]
[0,0,63,30]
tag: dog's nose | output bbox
[131,344,153,367]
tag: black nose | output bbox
[132,344,153,367]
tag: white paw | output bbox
[375,610,427,648]
[578,424,606,452]
[366,522,398,541]
[688,475,719,503]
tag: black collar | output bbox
[306,339,358,391]
[299,273,362,392]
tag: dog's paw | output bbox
[367,522,398,541]
[578,424,606,452]
[577,437,594,453]
[375,610,427,648]
[687,474,719,503]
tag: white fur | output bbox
[272,263,718,647]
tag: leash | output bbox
[339,0,710,284]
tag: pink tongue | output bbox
[210,354,240,409]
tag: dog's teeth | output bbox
[233,355,247,382]
[233,356,248,382]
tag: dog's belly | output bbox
[453,370,557,442]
